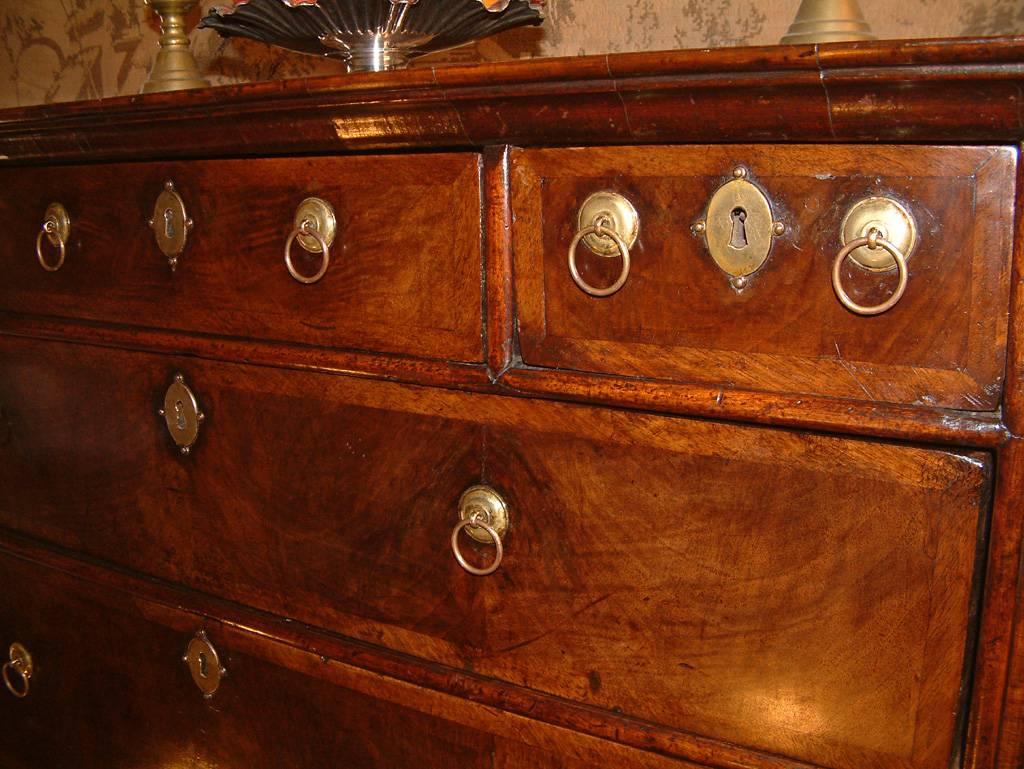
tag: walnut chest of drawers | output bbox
[1,35,1024,769]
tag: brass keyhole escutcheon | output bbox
[148,180,193,271]
[693,166,785,289]
[158,374,204,455]
[183,631,225,699]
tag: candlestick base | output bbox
[780,0,876,44]
[142,0,210,93]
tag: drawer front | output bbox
[0,154,482,362]
[0,553,496,769]
[0,551,708,769]
[0,336,988,769]
[511,145,1015,409]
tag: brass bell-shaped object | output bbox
[780,0,876,44]
[141,0,210,93]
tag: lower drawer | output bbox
[0,335,990,769]
[0,553,495,769]
[0,550,713,769]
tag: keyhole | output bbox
[197,652,208,678]
[174,400,187,431]
[163,208,175,239]
[729,207,748,249]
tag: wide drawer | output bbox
[511,145,1016,409]
[0,552,516,769]
[0,549,708,769]
[0,153,483,362]
[0,336,989,769]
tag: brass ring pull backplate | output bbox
[148,180,194,271]
[183,630,226,699]
[285,197,337,284]
[568,191,639,298]
[158,373,205,455]
[451,485,509,577]
[35,203,70,272]
[2,642,34,699]
[832,197,918,316]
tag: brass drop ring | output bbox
[284,219,331,284]
[832,231,909,316]
[35,219,66,272]
[568,220,632,298]
[451,512,504,577]
[2,661,28,698]
[2,644,32,699]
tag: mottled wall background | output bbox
[1,0,1022,109]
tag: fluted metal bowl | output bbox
[200,0,544,72]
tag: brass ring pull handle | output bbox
[451,485,510,577]
[451,513,504,576]
[284,219,331,284]
[568,191,640,298]
[568,217,632,298]
[831,228,909,316]
[284,197,337,285]
[35,222,65,272]
[35,203,70,272]
[2,643,33,699]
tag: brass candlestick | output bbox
[780,0,876,44]
[142,0,209,93]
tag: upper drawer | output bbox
[0,335,988,769]
[0,154,483,362]
[511,145,1016,410]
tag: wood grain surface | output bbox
[1,37,1024,161]
[0,552,493,769]
[0,36,1022,769]
[0,530,816,769]
[0,154,483,362]
[0,335,992,769]
[512,144,1015,410]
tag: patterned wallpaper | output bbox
[1,0,1022,110]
